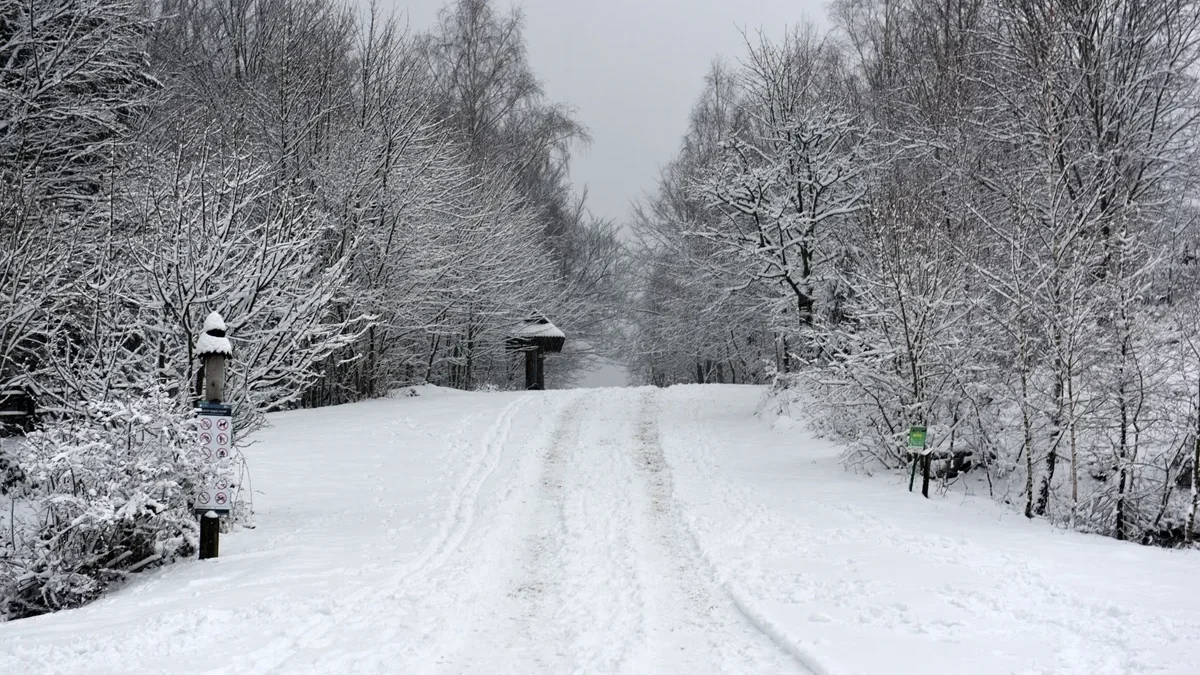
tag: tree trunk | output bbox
[1022,368,1036,519]
[1116,374,1130,540]
[1189,371,1200,543]
[1068,367,1079,529]
[1188,407,1200,542]
[1035,373,1063,517]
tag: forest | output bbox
[630,0,1200,548]
[0,0,622,617]
[4,0,1200,618]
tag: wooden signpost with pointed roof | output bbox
[506,316,565,390]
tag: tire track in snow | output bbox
[507,396,585,671]
[416,393,527,577]
[509,390,644,673]
[256,396,528,674]
[390,391,583,674]
[627,389,815,675]
[670,388,838,675]
[496,388,813,674]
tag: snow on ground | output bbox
[576,357,630,388]
[2,384,1198,674]
[661,385,1200,675]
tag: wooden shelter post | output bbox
[525,347,542,390]
[536,348,545,390]
[509,316,563,391]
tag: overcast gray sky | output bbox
[380,0,830,225]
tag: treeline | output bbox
[0,0,622,617]
[629,0,1200,545]
[3,0,623,415]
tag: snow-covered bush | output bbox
[1,389,199,620]
[0,443,24,496]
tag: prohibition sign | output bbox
[217,419,229,431]
[200,418,212,430]
[197,492,211,504]
[215,493,228,506]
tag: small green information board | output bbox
[907,425,927,452]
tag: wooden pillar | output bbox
[199,350,226,561]
[203,353,225,403]
[525,348,538,390]
[199,511,220,559]
[921,454,932,499]
[536,348,545,390]
[196,312,232,560]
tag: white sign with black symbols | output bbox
[195,403,235,513]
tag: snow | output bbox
[195,332,232,357]
[577,357,630,388]
[201,311,227,334]
[2,384,1199,674]
[197,311,232,356]
[514,319,564,339]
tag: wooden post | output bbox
[907,425,929,498]
[196,311,232,560]
[203,353,224,403]
[525,348,538,390]
[198,350,224,560]
[536,347,545,390]
[199,511,220,559]
[921,454,932,498]
[509,316,563,391]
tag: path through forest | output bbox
[2,385,1199,674]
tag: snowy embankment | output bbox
[661,385,1200,675]
[1,384,1198,674]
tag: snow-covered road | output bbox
[3,385,1200,674]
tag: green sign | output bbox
[908,425,927,450]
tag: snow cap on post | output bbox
[506,314,566,353]
[196,311,233,358]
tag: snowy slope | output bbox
[2,385,1199,674]
[660,385,1200,675]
